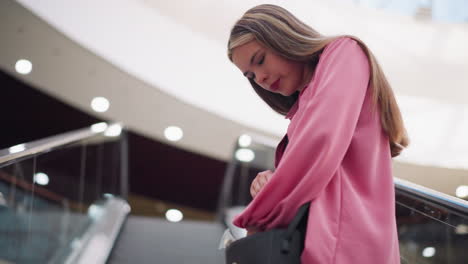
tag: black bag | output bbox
[225,202,310,264]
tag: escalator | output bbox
[1,126,467,263]
[0,124,225,264]
[107,216,224,264]
[0,124,130,264]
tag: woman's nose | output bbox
[255,71,269,86]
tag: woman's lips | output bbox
[270,78,281,91]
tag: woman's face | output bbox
[231,40,309,96]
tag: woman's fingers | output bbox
[250,178,260,197]
[250,170,273,198]
[258,173,268,187]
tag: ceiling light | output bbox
[91,97,110,112]
[456,185,468,198]
[34,172,49,186]
[165,209,183,222]
[15,59,32,75]
[235,148,255,162]
[9,143,26,154]
[238,134,252,147]
[422,247,435,258]
[91,122,108,133]
[164,126,183,141]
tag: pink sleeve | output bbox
[233,37,371,229]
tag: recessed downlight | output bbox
[235,148,255,162]
[91,97,110,112]
[165,209,183,222]
[422,247,435,258]
[456,185,468,198]
[34,172,49,186]
[164,126,183,142]
[238,134,252,147]
[15,59,32,75]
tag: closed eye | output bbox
[247,55,264,80]
[258,55,264,65]
[244,53,264,80]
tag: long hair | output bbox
[227,4,408,157]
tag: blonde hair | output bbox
[227,4,408,157]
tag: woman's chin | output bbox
[280,90,294,97]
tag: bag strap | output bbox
[281,202,311,253]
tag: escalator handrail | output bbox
[0,123,121,166]
[62,197,131,264]
[394,177,468,213]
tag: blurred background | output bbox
[1,0,468,263]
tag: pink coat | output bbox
[233,37,400,263]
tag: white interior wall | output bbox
[8,0,468,170]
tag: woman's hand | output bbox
[245,171,273,236]
[250,170,273,198]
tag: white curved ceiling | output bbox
[7,0,468,169]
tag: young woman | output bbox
[227,4,408,264]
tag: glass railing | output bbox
[395,178,468,264]
[0,123,130,264]
[218,134,468,263]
